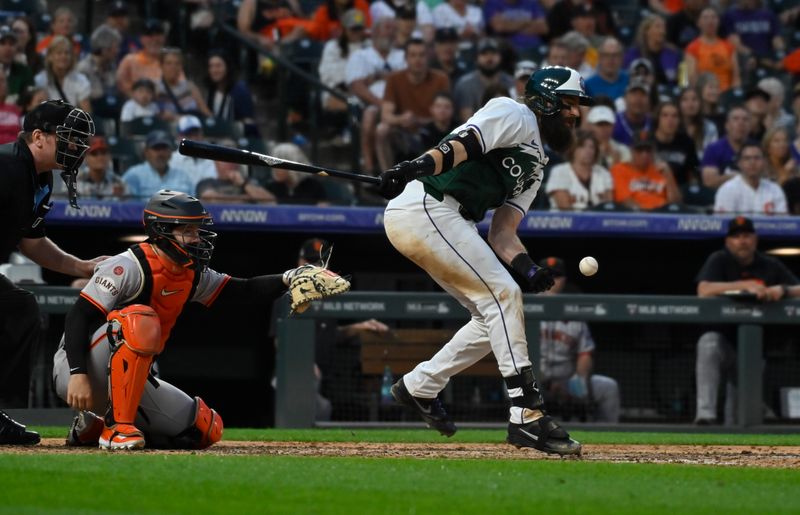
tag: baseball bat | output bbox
[179,139,380,185]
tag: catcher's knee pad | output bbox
[505,366,545,410]
[171,397,224,449]
[106,305,163,426]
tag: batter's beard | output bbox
[539,111,576,154]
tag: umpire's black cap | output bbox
[299,238,330,264]
[23,99,74,133]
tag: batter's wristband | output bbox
[410,153,436,178]
[511,253,538,279]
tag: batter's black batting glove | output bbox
[511,253,555,293]
[378,155,437,200]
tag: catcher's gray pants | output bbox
[52,325,196,439]
[695,331,737,425]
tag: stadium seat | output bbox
[91,94,123,121]
[107,135,141,174]
[202,117,244,141]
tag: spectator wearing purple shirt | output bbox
[483,0,548,52]
[700,106,752,190]
[612,79,652,145]
[721,0,785,75]
[623,14,683,88]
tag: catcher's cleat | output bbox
[507,415,582,456]
[66,411,104,446]
[99,423,145,450]
[0,410,40,445]
[391,377,457,437]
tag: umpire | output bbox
[0,100,101,445]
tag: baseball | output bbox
[579,256,598,276]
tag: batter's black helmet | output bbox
[142,190,216,271]
[524,66,593,116]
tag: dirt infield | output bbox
[2,439,799,467]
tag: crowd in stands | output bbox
[2,0,800,215]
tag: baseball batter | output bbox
[52,190,348,450]
[378,66,593,455]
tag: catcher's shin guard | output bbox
[170,397,224,449]
[103,305,163,449]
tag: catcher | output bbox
[52,190,349,450]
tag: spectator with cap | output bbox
[197,157,275,204]
[538,256,621,423]
[714,142,787,214]
[701,105,752,190]
[119,78,160,122]
[694,216,800,425]
[0,26,34,104]
[169,115,219,191]
[510,59,536,98]
[623,14,682,89]
[612,79,653,146]
[585,37,628,102]
[35,7,82,58]
[376,38,450,171]
[76,25,122,101]
[585,104,631,169]
[452,38,513,123]
[116,19,167,97]
[626,58,663,110]
[122,129,194,199]
[430,27,469,83]
[54,136,127,200]
[101,1,141,61]
[34,36,92,113]
[305,0,372,42]
[345,17,406,174]
[318,10,369,119]
[685,7,740,92]
[546,0,617,42]
[611,132,682,210]
[0,72,21,144]
[546,129,613,211]
[432,0,485,43]
[483,0,548,54]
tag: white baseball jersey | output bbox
[539,320,595,380]
[432,2,484,31]
[344,46,406,100]
[713,175,788,215]
[545,163,613,210]
[420,96,548,221]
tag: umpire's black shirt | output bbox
[0,139,54,263]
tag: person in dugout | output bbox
[52,189,349,450]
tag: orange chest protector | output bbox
[129,243,197,345]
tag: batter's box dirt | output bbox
[4,440,800,468]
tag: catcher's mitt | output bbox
[285,264,350,314]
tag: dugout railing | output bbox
[28,287,800,429]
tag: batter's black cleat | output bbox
[507,415,582,456]
[391,377,457,437]
[0,409,40,445]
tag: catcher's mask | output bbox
[523,66,593,117]
[24,100,95,208]
[142,190,216,271]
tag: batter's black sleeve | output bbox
[215,274,287,306]
[64,296,107,375]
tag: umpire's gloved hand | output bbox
[511,253,555,293]
[378,161,414,200]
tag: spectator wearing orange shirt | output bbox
[685,7,740,92]
[116,19,167,97]
[611,133,682,210]
[307,0,372,41]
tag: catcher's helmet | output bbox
[142,190,216,271]
[523,66,594,117]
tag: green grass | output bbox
[6,428,800,514]
[31,426,800,446]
